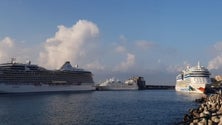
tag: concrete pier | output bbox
[145,85,175,90]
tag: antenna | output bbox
[11,58,16,64]
[197,61,200,69]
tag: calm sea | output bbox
[0,90,203,125]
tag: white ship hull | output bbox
[96,76,145,91]
[0,83,95,93]
[175,80,206,93]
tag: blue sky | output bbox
[0,0,222,84]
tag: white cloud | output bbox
[0,37,14,47]
[0,37,15,60]
[208,42,222,70]
[213,42,222,51]
[208,55,222,70]
[86,60,104,70]
[135,40,155,50]
[166,65,183,73]
[114,53,135,71]
[0,37,40,63]
[39,20,99,69]
[166,61,190,73]
[115,45,126,53]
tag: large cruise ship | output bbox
[0,58,94,93]
[175,62,211,93]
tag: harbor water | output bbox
[0,90,203,125]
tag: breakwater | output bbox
[179,92,222,125]
[145,85,175,90]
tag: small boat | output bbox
[95,76,145,91]
[175,62,211,93]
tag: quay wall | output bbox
[145,85,175,90]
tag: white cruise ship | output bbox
[175,62,211,93]
[0,58,94,93]
[95,76,145,91]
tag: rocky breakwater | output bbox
[180,93,222,125]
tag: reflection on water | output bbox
[175,91,206,101]
[0,90,200,125]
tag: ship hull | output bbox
[96,76,145,91]
[175,80,206,93]
[0,83,95,93]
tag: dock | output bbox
[144,85,175,90]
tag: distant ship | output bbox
[175,62,211,93]
[0,58,94,93]
[95,76,146,91]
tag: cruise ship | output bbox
[0,58,94,93]
[175,62,211,93]
[95,76,146,91]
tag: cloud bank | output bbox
[0,20,185,83]
[0,37,39,63]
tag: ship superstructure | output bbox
[175,62,211,93]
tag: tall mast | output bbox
[197,61,200,69]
